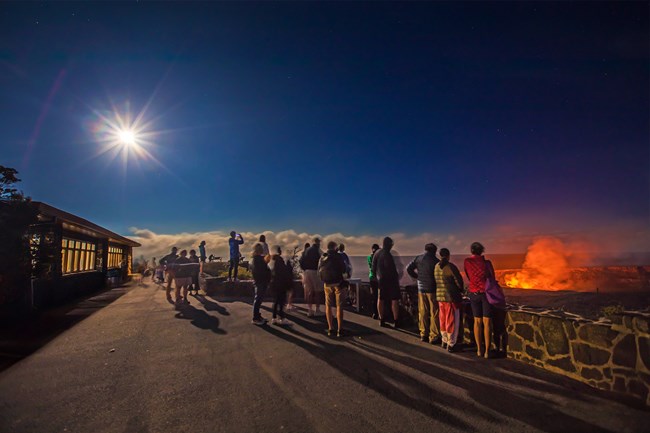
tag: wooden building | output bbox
[28,202,140,307]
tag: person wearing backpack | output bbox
[299,238,324,316]
[269,245,292,326]
[318,241,348,337]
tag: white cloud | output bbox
[126,221,650,263]
[127,227,467,260]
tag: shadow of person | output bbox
[194,294,230,316]
[282,308,383,337]
[264,313,616,433]
[261,322,476,430]
[175,305,226,334]
[206,295,253,306]
[343,321,602,408]
[345,337,615,432]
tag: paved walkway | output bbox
[0,281,647,433]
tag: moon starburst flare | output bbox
[88,101,166,172]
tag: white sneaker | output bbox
[315,308,323,316]
[271,318,279,325]
[280,318,291,326]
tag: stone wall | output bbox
[200,276,305,300]
[507,307,650,406]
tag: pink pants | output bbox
[439,302,462,347]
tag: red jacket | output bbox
[464,255,488,293]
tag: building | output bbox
[28,202,140,307]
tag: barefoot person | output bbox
[299,238,324,316]
[407,243,441,344]
[435,248,464,352]
[228,231,245,282]
[250,243,271,325]
[464,242,493,358]
[372,237,401,328]
[319,241,348,337]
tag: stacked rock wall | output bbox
[507,308,650,406]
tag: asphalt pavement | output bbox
[0,281,647,433]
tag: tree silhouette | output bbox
[0,166,38,305]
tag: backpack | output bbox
[318,253,343,284]
[272,256,293,287]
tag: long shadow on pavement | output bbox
[193,294,230,316]
[260,305,382,337]
[264,312,616,433]
[174,304,227,334]
[207,295,253,306]
[262,319,480,431]
[0,284,132,372]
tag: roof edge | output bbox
[32,202,141,248]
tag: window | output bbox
[62,238,96,274]
[108,246,123,269]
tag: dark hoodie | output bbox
[250,254,271,287]
[269,254,292,293]
[434,259,464,303]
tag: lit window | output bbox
[108,246,123,269]
[62,238,98,274]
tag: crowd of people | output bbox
[151,232,507,358]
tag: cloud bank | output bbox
[127,220,650,263]
[128,228,466,261]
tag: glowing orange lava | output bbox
[503,237,582,291]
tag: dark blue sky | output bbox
[1,2,648,252]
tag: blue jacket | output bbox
[229,236,244,259]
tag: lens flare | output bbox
[118,130,136,145]
[87,100,166,173]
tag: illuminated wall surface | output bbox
[26,202,140,307]
[507,308,650,406]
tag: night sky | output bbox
[1,2,648,254]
